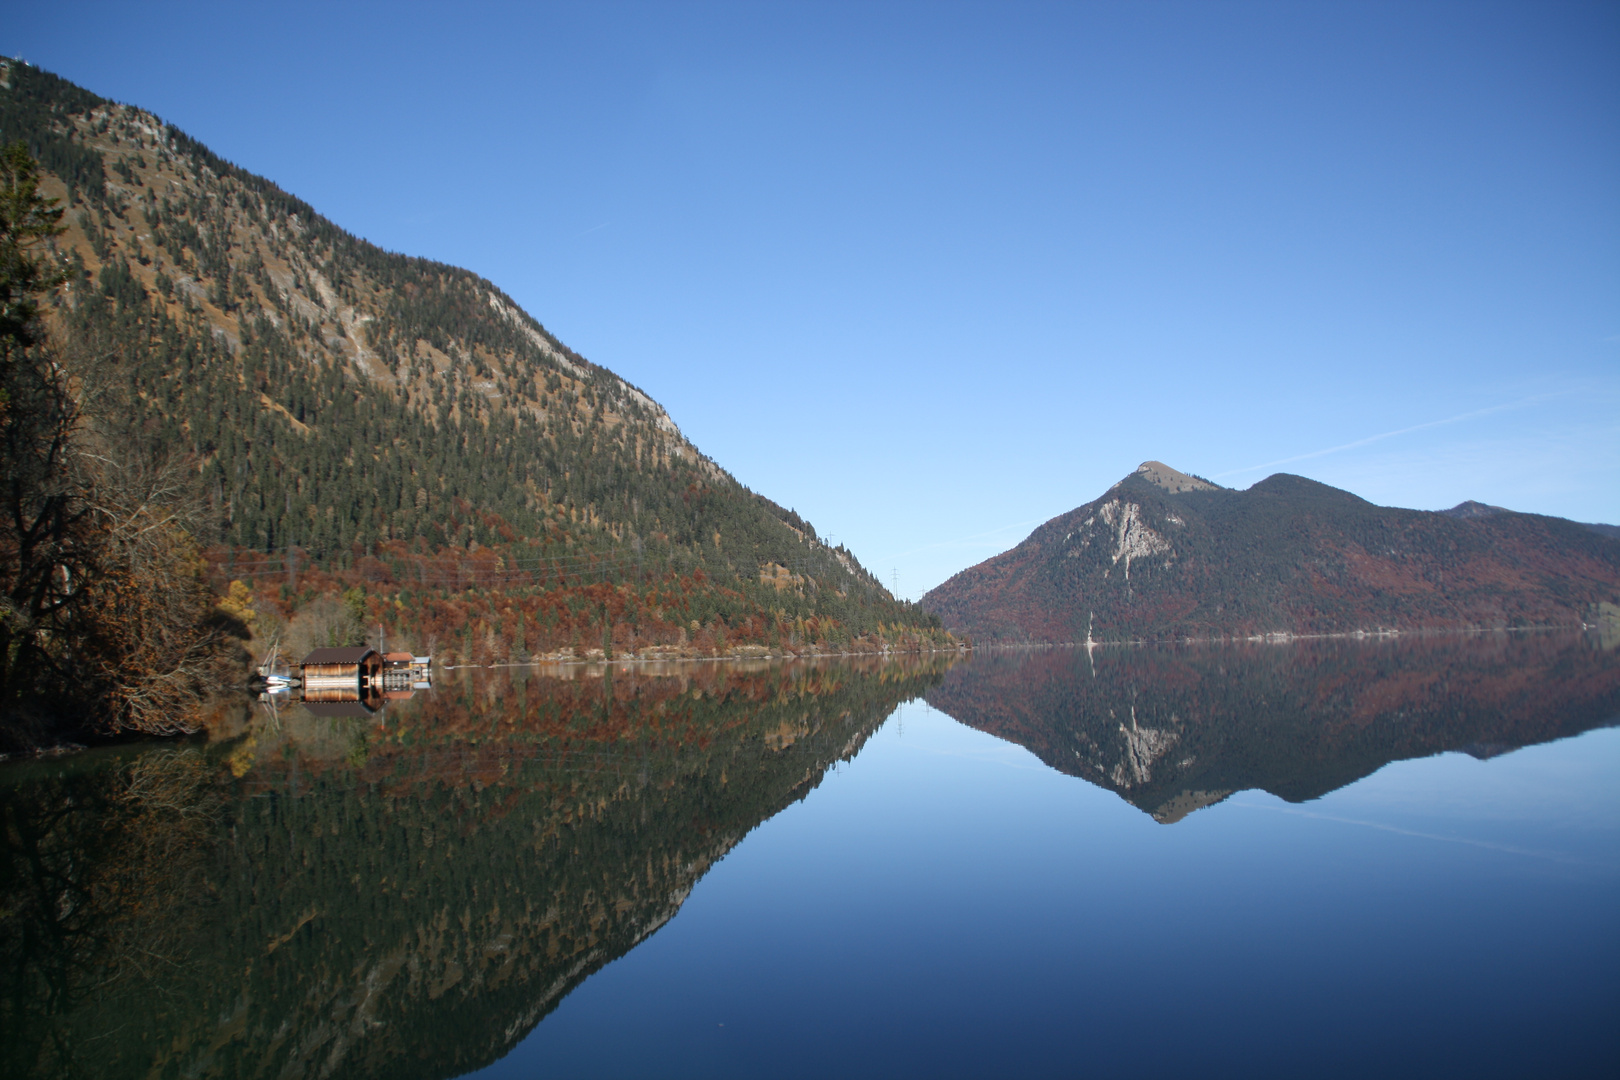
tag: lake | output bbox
[3,634,1617,1078]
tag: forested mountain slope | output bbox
[0,60,946,667]
[922,461,1620,642]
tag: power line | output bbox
[206,546,664,588]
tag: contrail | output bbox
[1212,393,1565,480]
[577,221,611,237]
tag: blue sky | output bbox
[7,1,1616,597]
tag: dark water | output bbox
[2,635,1617,1079]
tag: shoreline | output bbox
[958,622,1594,651]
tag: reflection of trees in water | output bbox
[0,656,953,1080]
[926,633,1620,822]
[1,748,222,1078]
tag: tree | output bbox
[0,141,83,735]
[0,143,242,746]
[0,140,65,347]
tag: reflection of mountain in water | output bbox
[0,656,952,1080]
[925,634,1620,823]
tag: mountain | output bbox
[924,633,1620,823]
[1439,500,1512,520]
[0,60,950,679]
[1443,499,1620,541]
[922,460,1620,642]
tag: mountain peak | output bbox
[924,466,1620,642]
[1132,461,1220,494]
[1442,500,1512,519]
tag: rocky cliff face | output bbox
[922,461,1620,642]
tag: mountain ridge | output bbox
[922,460,1620,643]
[0,59,952,688]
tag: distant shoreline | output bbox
[957,623,1594,650]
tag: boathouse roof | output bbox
[300,647,379,666]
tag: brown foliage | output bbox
[0,329,245,744]
[70,424,245,734]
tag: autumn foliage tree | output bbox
[0,143,242,747]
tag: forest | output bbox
[0,60,954,748]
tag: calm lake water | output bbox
[3,634,1617,1079]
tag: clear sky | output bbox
[6,1,1617,597]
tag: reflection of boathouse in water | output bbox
[297,648,432,716]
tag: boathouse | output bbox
[300,646,383,702]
